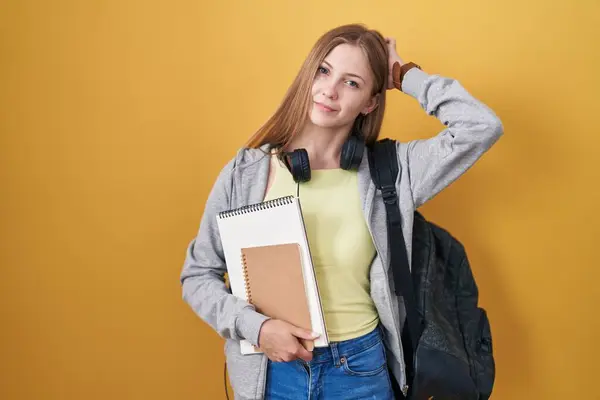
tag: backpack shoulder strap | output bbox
[368,139,423,362]
[368,138,400,211]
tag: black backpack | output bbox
[368,139,495,400]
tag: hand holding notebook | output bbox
[242,243,317,353]
[216,195,329,355]
[258,319,320,362]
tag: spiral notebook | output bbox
[241,243,315,352]
[216,195,329,355]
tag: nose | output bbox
[322,80,338,100]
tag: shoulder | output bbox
[224,144,272,173]
[370,138,411,166]
[211,144,272,187]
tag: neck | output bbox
[285,121,352,170]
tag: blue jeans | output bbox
[264,325,394,399]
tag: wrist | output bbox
[236,307,271,346]
[392,61,422,92]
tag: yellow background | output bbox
[1,1,599,399]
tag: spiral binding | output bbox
[217,195,295,219]
[240,251,252,304]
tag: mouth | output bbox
[314,102,338,113]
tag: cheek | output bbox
[311,76,325,96]
[341,93,369,115]
[311,82,318,96]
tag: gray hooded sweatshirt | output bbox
[179,67,504,400]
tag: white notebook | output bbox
[216,195,329,355]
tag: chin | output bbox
[309,108,341,129]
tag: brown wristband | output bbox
[392,61,422,92]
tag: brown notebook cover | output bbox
[241,243,315,351]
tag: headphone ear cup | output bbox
[340,135,364,170]
[286,149,311,183]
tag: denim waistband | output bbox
[303,325,384,366]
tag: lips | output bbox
[314,102,338,112]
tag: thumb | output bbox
[291,326,320,340]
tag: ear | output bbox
[361,93,379,115]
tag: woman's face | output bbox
[309,43,378,130]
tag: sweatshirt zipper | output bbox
[259,354,268,398]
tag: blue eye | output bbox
[318,66,329,74]
[347,80,359,88]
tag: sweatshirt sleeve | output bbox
[397,67,504,208]
[179,157,270,346]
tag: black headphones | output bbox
[278,115,366,183]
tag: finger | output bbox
[269,355,281,362]
[296,345,313,362]
[292,327,320,340]
[283,353,295,362]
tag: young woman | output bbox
[180,24,503,400]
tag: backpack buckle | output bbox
[381,185,397,205]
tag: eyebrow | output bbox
[322,60,365,83]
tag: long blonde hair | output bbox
[245,24,389,150]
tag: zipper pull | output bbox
[402,384,409,397]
